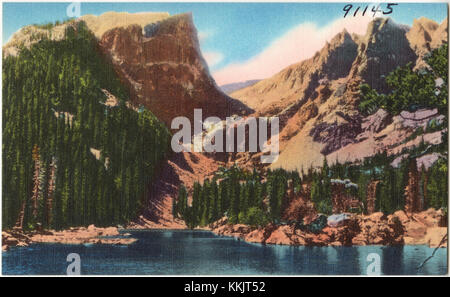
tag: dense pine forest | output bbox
[175,150,448,229]
[174,165,296,228]
[174,44,449,229]
[2,22,171,230]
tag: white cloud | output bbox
[203,51,224,68]
[212,15,374,86]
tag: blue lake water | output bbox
[2,229,448,275]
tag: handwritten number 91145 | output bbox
[343,3,398,18]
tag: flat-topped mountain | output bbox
[80,11,170,38]
[97,12,251,125]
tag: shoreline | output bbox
[3,225,447,252]
[2,214,186,251]
[208,209,448,249]
[3,208,448,251]
[2,225,137,252]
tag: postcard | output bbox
[1,1,448,277]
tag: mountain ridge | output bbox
[229,16,447,171]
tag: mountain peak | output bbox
[406,16,448,67]
[413,17,439,32]
[98,12,251,125]
[80,11,170,38]
[329,29,353,45]
[349,17,417,92]
[365,17,406,38]
[231,26,358,116]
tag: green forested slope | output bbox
[176,151,448,229]
[2,22,171,230]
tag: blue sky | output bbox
[2,2,448,84]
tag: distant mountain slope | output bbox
[220,79,261,94]
[406,17,448,69]
[231,30,358,116]
[230,17,448,171]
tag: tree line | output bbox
[173,165,302,228]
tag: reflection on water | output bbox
[2,230,447,275]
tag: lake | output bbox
[2,229,447,275]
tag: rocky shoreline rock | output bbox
[3,209,446,252]
[2,230,32,251]
[2,225,137,251]
[210,209,448,248]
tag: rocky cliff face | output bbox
[230,17,447,171]
[232,30,358,116]
[97,13,250,125]
[90,12,249,225]
[406,17,448,69]
[348,18,417,92]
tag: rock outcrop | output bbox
[406,17,448,69]
[210,208,447,248]
[348,18,417,92]
[351,212,404,245]
[232,30,358,116]
[396,208,447,247]
[98,13,251,126]
[2,225,136,251]
[2,230,32,251]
